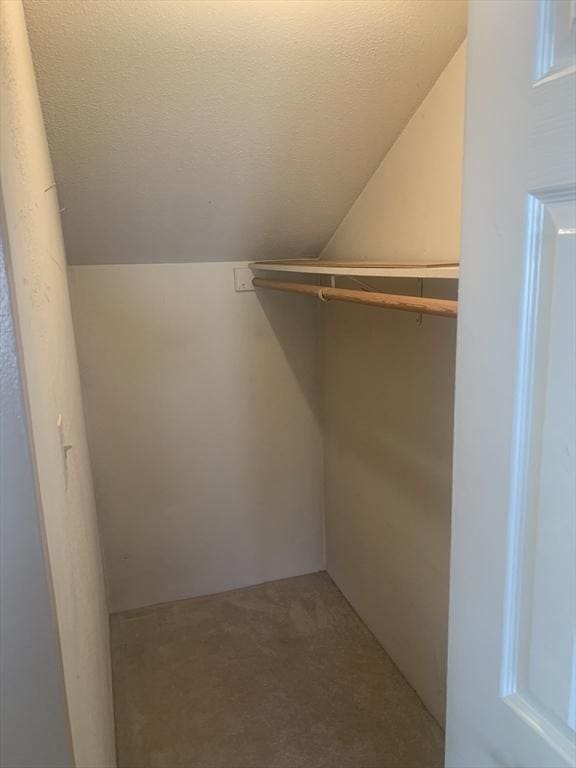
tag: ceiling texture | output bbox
[23,0,467,265]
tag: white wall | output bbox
[69,263,325,613]
[324,43,467,264]
[0,244,73,768]
[0,3,116,765]
[321,43,466,725]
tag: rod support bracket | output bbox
[416,278,424,326]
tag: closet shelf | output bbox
[250,259,459,280]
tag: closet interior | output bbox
[2,0,468,766]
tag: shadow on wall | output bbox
[326,277,457,510]
[322,277,457,544]
[321,276,458,723]
[231,285,324,583]
[253,289,322,423]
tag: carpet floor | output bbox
[111,571,444,768]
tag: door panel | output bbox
[446,1,575,766]
[501,192,575,764]
[537,0,576,80]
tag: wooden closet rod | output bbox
[252,278,458,318]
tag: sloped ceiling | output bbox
[23,0,466,265]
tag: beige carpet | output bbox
[111,572,444,768]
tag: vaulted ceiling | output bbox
[24,0,467,265]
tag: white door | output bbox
[446,1,576,767]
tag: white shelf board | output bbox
[250,259,459,279]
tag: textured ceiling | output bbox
[23,0,467,265]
